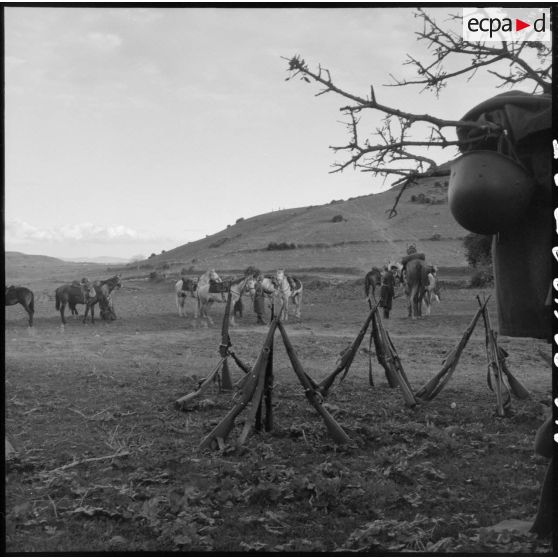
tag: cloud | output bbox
[5,219,166,245]
[84,31,123,50]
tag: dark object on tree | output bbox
[455,91,552,340]
[449,149,535,235]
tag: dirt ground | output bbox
[5,275,554,553]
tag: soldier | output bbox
[253,276,266,325]
[379,266,396,319]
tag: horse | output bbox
[423,267,441,316]
[175,277,198,317]
[274,270,303,321]
[196,270,254,326]
[55,275,121,325]
[364,267,382,303]
[365,262,403,305]
[5,286,35,327]
[404,258,428,319]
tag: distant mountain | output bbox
[5,251,110,285]
[125,170,469,276]
[60,256,131,264]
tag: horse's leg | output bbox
[282,294,289,321]
[295,293,302,318]
[229,295,237,327]
[60,302,67,325]
[176,295,183,317]
[91,303,96,324]
[206,300,214,326]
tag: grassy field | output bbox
[5,269,554,553]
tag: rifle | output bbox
[317,301,380,397]
[219,290,234,390]
[175,356,227,410]
[415,298,488,401]
[278,322,351,445]
[378,316,416,407]
[371,311,398,388]
[497,345,530,400]
[199,318,279,450]
[478,297,510,417]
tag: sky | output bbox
[4,6,543,261]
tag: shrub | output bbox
[470,267,494,288]
[209,237,229,249]
[430,233,442,241]
[236,217,245,224]
[180,266,195,275]
[158,262,170,270]
[331,214,345,223]
[463,233,492,268]
[244,265,260,277]
[266,242,296,251]
[148,253,156,259]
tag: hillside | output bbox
[5,252,108,285]
[126,173,468,276]
[6,174,470,284]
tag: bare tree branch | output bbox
[283,8,551,217]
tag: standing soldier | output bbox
[379,266,396,319]
[253,276,266,325]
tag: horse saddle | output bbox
[209,280,230,294]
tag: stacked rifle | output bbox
[175,288,531,450]
[175,289,251,410]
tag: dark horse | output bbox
[5,286,35,327]
[55,275,121,325]
[404,258,428,319]
[364,267,383,303]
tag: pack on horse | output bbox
[5,286,35,327]
[55,275,121,325]
[175,277,198,317]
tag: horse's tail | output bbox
[29,292,35,313]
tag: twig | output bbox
[46,451,130,474]
[69,407,112,420]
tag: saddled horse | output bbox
[404,258,428,319]
[196,270,254,326]
[274,270,303,321]
[55,275,121,325]
[5,286,35,327]
[175,277,198,317]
